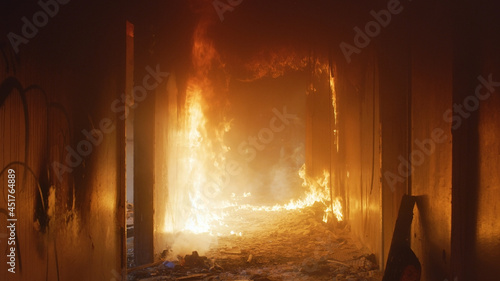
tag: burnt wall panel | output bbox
[377,12,411,268]
[133,62,155,266]
[452,1,500,280]
[339,65,363,230]
[379,60,410,268]
[359,57,382,267]
[153,74,176,257]
[409,1,453,280]
[0,2,126,280]
[473,5,500,280]
[475,74,500,281]
[305,59,332,179]
[334,52,383,266]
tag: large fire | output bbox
[163,21,343,238]
[235,164,343,224]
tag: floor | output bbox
[127,204,383,281]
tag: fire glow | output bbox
[163,21,343,237]
[235,164,343,223]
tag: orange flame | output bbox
[164,22,343,237]
[233,164,343,223]
[163,21,230,234]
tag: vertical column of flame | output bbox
[164,21,229,235]
[330,73,339,153]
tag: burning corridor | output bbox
[127,205,382,281]
[1,1,499,281]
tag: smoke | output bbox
[268,143,305,203]
[161,0,319,256]
[161,232,214,258]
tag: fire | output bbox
[235,164,343,223]
[165,85,226,234]
[163,21,230,235]
[166,87,343,233]
[241,49,310,81]
[163,21,343,238]
[330,71,339,153]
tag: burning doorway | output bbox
[127,12,381,281]
[128,2,381,280]
[155,17,344,248]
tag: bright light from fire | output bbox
[235,164,343,223]
[163,21,343,238]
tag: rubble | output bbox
[127,205,383,281]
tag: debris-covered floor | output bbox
[127,204,383,281]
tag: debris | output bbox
[335,273,346,281]
[162,261,175,269]
[127,260,163,274]
[250,274,272,281]
[160,249,169,259]
[176,273,210,280]
[184,251,207,268]
[220,246,241,255]
[209,258,224,272]
[177,255,185,266]
[137,277,167,281]
[127,206,383,280]
[327,259,350,267]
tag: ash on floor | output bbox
[128,205,383,281]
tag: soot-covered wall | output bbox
[2,1,498,280]
[328,0,500,280]
[0,1,127,280]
